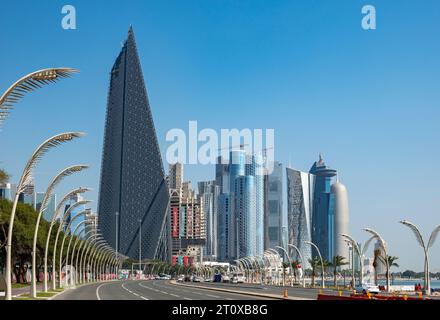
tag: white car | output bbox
[222,275,230,283]
[355,284,380,295]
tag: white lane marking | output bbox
[170,293,180,298]
[121,281,149,300]
[96,282,112,300]
[206,294,220,298]
[160,290,169,295]
[184,297,192,300]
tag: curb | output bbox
[169,280,312,300]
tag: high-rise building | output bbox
[217,193,231,261]
[331,180,350,261]
[286,167,314,269]
[309,154,337,260]
[169,163,183,191]
[34,192,57,222]
[234,175,256,258]
[97,27,169,261]
[264,161,284,250]
[198,181,220,261]
[0,183,16,201]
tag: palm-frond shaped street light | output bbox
[363,228,391,292]
[30,164,89,298]
[399,220,440,295]
[0,68,78,128]
[4,131,85,300]
[341,234,375,286]
[44,187,91,292]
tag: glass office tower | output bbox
[97,27,169,260]
[309,154,337,261]
[286,167,315,269]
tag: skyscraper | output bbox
[264,161,284,250]
[286,167,314,269]
[198,181,220,261]
[98,27,169,261]
[309,154,337,260]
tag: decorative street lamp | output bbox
[399,220,440,295]
[275,246,293,287]
[341,234,375,287]
[0,68,78,129]
[4,132,84,300]
[304,241,325,289]
[52,199,90,288]
[30,164,88,298]
[287,244,306,288]
[43,187,90,292]
[363,228,391,292]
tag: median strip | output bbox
[169,281,312,300]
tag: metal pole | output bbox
[305,241,325,289]
[139,219,142,277]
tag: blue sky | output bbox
[1,0,439,271]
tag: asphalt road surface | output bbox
[53,280,274,300]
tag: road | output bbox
[53,280,273,300]
[186,281,322,299]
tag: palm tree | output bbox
[282,262,289,286]
[0,169,9,185]
[308,257,321,287]
[330,255,348,288]
[379,255,399,289]
[372,249,381,285]
[291,260,300,284]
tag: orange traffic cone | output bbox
[283,288,288,298]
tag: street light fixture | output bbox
[304,241,325,289]
[0,68,78,129]
[43,187,90,292]
[30,164,88,298]
[52,199,90,288]
[287,244,306,288]
[341,234,375,287]
[363,228,391,292]
[4,131,85,300]
[399,220,440,295]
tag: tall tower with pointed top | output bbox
[98,27,169,261]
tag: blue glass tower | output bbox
[309,154,337,261]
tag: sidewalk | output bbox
[11,283,45,297]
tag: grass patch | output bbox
[12,283,30,289]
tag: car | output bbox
[177,275,185,282]
[204,277,212,282]
[231,276,238,284]
[193,277,203,282]
[355,284,380,295]
[222,275,230,283]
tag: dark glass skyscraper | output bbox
[309,154,337,260]
[98,27,169,261]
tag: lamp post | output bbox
[304,241,325,289]
[64,218,88,287]
[74,229,97,285]
[58,209,90,285]
[399,220,440,295]
[275,246,293,286]
[363,228,390,292]
[0,68,78,129]
[138,218,142,276]
[287,244,306,288]
[115,211,119,262]
[341,234,375,287]
[4,132,84,300]
[30,164,88,297]
[43,187,90,292]
[79,234,102,283]
[52,199,90,289]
